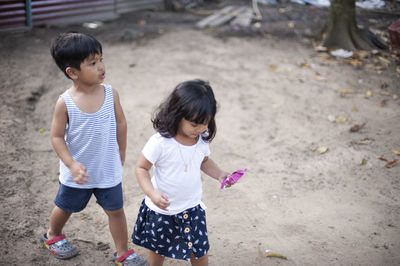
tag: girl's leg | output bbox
[47,206,72,239]
[190,253,208,266]
[104,207,128,256]
[149,250,165,266]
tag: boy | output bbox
[42,32,147,266]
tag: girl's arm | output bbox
[201,156,230,185]
[136,154,170,210]
[50,97,89,184]
[113,88,127,165]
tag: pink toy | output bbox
[220,169,247,189]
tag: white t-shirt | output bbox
[142,133,210,215]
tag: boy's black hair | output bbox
[152,79,217,142]
[50,32,102,79]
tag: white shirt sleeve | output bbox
[142,133,162,164]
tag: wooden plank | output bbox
[195,5,235,29]
[230,6,253,27]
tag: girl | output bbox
[132,79,233,266]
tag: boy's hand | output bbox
[150,190,171,210]
[70,161,89,184]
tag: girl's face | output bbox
[177,118,209,140]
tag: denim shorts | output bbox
[54,183,123,213]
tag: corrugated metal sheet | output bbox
[0,0,27,30]
[116,0,163,14]
[31,0,116,26]
[0,0,164,30]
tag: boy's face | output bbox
[76,53,105,85]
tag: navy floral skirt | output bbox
[132,200,209,261]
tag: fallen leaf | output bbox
[352,106,358,111]
[350,123,366,132]
[348,59,363,67]
[379,91,390,96]
[380,99,388,107]
[315,45,328,52]
[288,21,295,28]
[385,159,398,168]
[335,117,348,123]
[393,94,399,100]
[317,146,328,154]
[39,129,44,133]
[336,89,353,94]
[361,158,367,165]
[391,150,400,156]
[366,90,372,97]
[266,250,287,260]
[314,73,326,81]
[269,65,277,71]
[378,157,388,162]
[378,56,391,64]
[396,67,400,75]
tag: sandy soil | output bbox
[1,1,400,265]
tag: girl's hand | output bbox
[70,161,89,184]
[218,172,231,187]
[150,190,171,210]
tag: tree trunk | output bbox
[320,0,375,50]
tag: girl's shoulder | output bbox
[148,132,172,146]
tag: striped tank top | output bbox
[59,84,122,189]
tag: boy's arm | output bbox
[201,157,230,184]
[113,88,127,165]
[136,154,170,210]
[50,97,88,184]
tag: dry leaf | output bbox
[352,106,358,111]
[380,99,388,107]
[378,157,388,162]
[336,89,353,94]
[379,91,390,96]
[269,65,277,71]
[378,56,391,64]
[314,73,326,81]
[385,159,398,168]
[393,94,399,100]
[361,158,367,165]
[348,59,363,67]
[349,123,366,132]
[317,146,328,154]
[335,117,348,123]
[366,90,372,97]
[391,150,400,156]
[396,67,400,74]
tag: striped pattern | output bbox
[59,84,122,188]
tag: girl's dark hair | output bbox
[152,79,217,142]
[50,32,102,79]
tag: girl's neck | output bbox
[174,135,198,146]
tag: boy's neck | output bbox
[71,82,102,94]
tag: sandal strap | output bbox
[46,234,66,245]
[118,249,135,262]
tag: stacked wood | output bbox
[195,5,254,29]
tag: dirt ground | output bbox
[1,1,400,265]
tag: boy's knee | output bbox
[104,207,125,217]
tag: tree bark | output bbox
[320,0,375,50]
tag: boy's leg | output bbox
[47,206,72,239]
[149,250,165,266]
[104,207,128,256]
[190,253,208,266]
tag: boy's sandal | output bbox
[42,233,78,259]
[113,249,148,266]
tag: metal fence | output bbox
[0,0,163,30]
